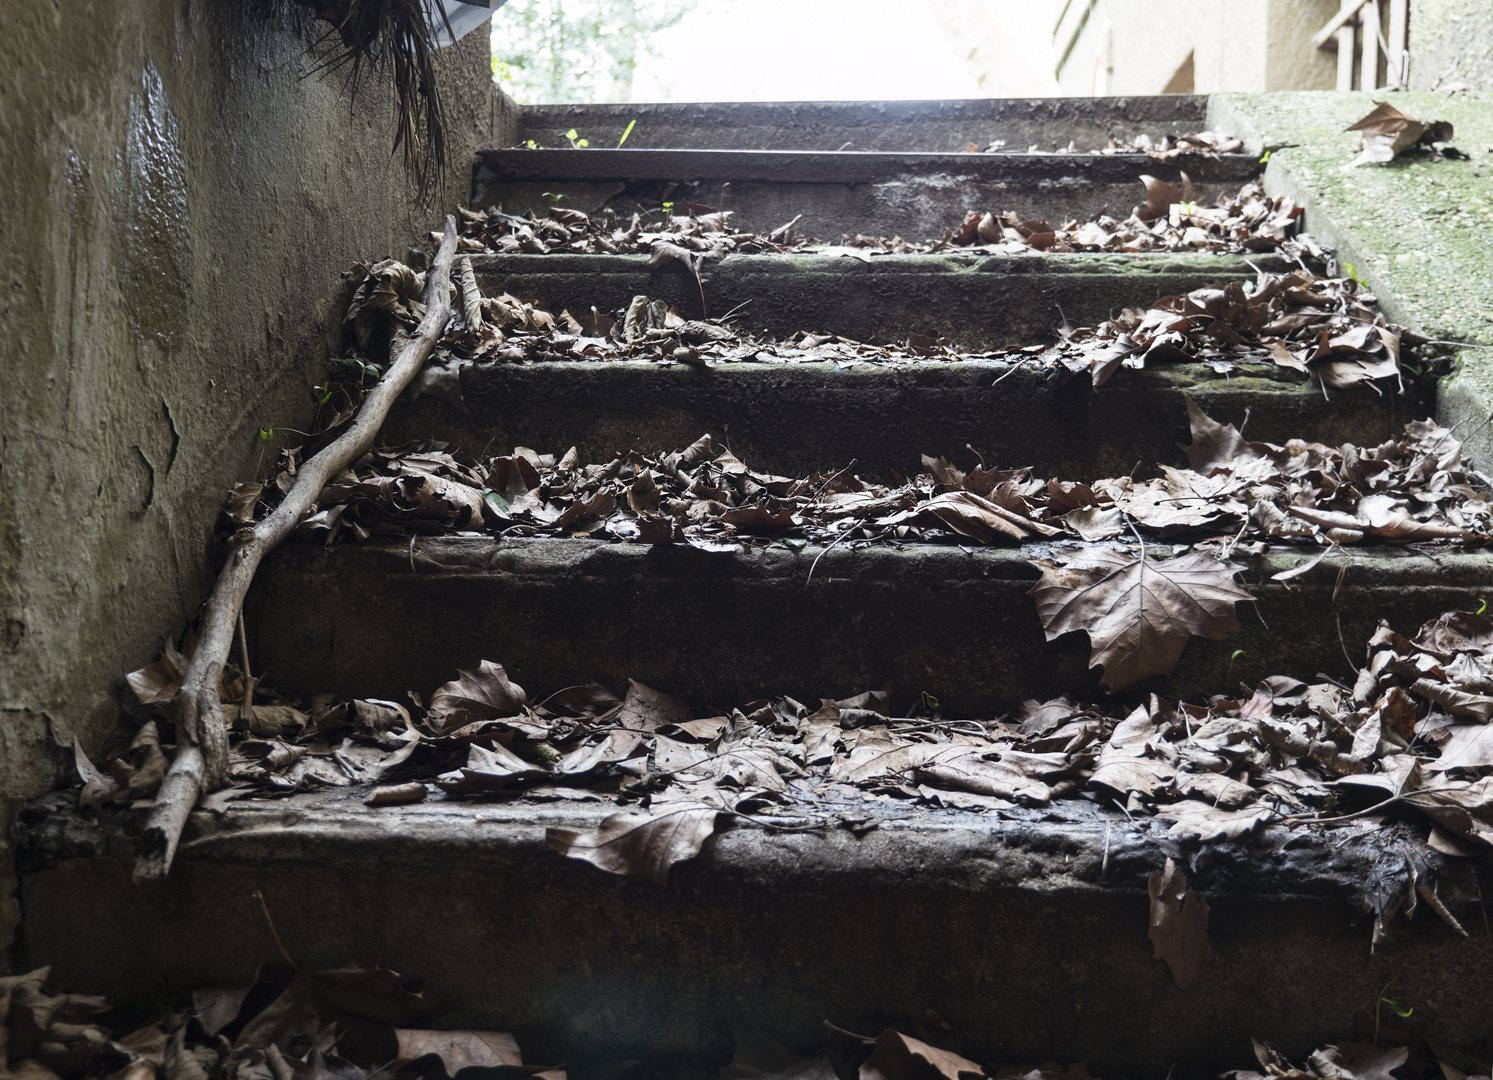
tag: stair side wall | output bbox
[0,0,513,967]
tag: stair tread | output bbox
[250,538,1493,714]
[475,147,1260,185]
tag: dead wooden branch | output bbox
[132,217,459,884]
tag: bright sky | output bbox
[629,0,1059,103]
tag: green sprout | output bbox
[258,426,273,441]
[662,200,675,213]
[542,191,568,202]
[1479,598,1488,616]
[1227,648,1246,682]
[618,119,637,148]
[1374,980,1412,1045]
[1259,150,1273,163]
[525,139,538,149]
[565,128,589,148]
[1343,262,1369,288]
[921,691,941,713]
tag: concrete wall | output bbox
[1409,0,1493,90]
[0,0,515,961]
[1053,0,1343,95]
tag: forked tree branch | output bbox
[132,217,459,883]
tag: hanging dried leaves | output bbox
[1146,858,1210,989]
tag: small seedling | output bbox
[920,691,941,714]
[542,191,568,202]
[1260,150,1273,163]
[1343,262,1370,288]
[1227,648,1246,681]
[1479,598,1488,616]
[258,426,273,441]
[661,200,674,213]
[525,139,538,149]
[565,128,589,148]
[617,119,636,148]
[1374,980,1413,1045]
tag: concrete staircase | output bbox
[16,95,1493,1076]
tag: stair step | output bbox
[472,149,1261,240]
[468,252,1293,351]
[384,361,1433,485]
[246,540,1491,716]
[515,97,1217,153]
[17,792,1485,1075]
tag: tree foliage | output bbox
[491,0,694,103]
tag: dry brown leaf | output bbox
[617,679,692,732]
[394,1030,523,1072]
[547,804,718,885]
[1029,550,1252,692]
[428,661,527,732]
[1147,857,1209,989]
[859,1029,984,1080]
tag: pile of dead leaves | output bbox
[3,961,1445,1080]
[1050,269,1413,389]
[110,596,1493,932]
[966,130,1245,160]
[231,397,1487,566]
[939,178,1308,258]
[452,204,806,260]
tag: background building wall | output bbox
[0,0,511,963]
[1408,0,1493,89]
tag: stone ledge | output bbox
[247,539,1493,715]
[13,791,1489,1073]
[384,357,1433,483]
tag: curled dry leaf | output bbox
[859,1030,984,1080]
[394,1029,523,1072]
[546,803,719,885]
[428,661,527,733]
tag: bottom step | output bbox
[15,793,1487,1076]
[249,539,1493,714]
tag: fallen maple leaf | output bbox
[1148,858,1209,989]
[547,803,718,885]
[1029,550,1253,692]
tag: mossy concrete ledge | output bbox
[1206,91,1493,463]
[14,792,1493,1075]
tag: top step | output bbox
[516,96,1216,152]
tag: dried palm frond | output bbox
[308,0,450,202]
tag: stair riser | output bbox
[17,816,1484,1076]
[515,96,1216,152]
[472,154,1259,241]
[248,542,1493,716]
[386,363,1433,484]
[469,254,1288,350]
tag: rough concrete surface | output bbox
[248,538,1493,717]
[472,150,1259,240]
[13,792,1491,1075]
[1409,0,1493,91]
[1207,90,1493,465]
[514,97,1214,153]
[469,252,1292,349]
[0,0,508,959]
[384,359,1433,484]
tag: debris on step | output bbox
[101,589,1493,946]
[0,959,1431,1080]
[451,177,1312,259]
[235,401,1488,555]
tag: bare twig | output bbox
[132,218,459,884]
